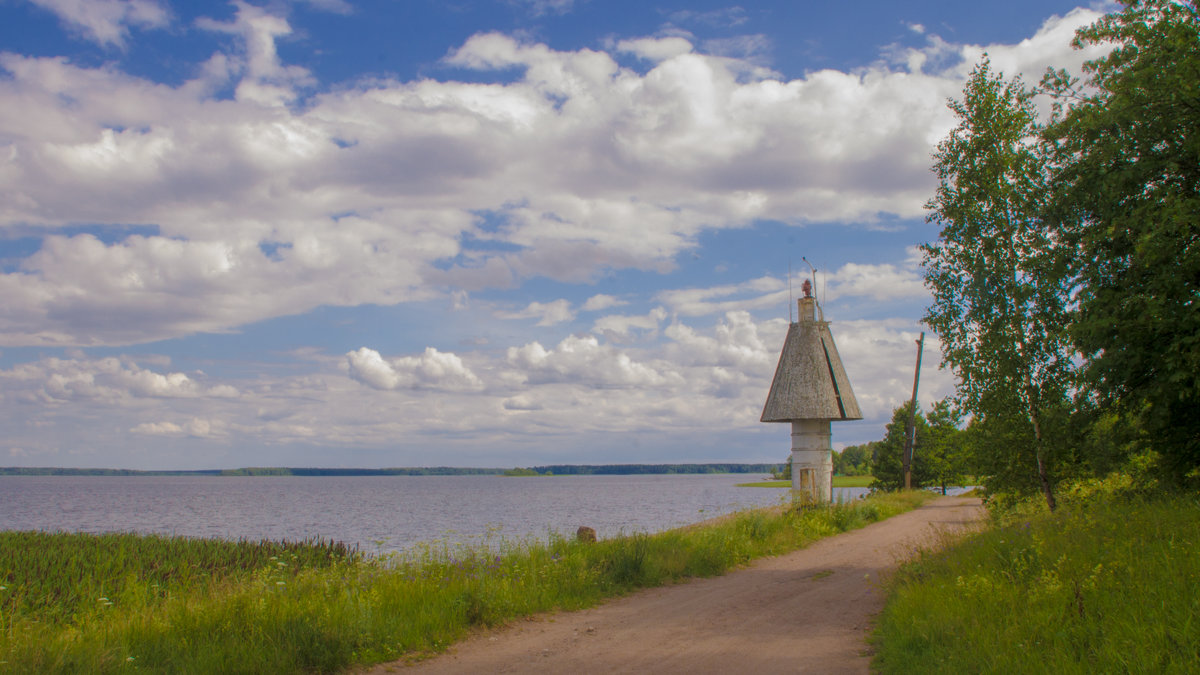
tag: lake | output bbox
[0,474,870,554]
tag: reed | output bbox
[1,491,933,673]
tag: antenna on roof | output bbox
[788,258,793,322]
[802,256,823,321]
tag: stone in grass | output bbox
[576,526,597,543]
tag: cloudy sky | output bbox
[0,0,1112,470]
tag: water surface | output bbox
[0,474,870,553]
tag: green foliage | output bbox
[872,487,1200,673]
[926,2,1200,498]
[502,467,546,476]
[1042,0,1200,477]
[923,400,970,494]
[922,57,1076,509]
[528,463,783,475]
[834,443,874,476]
[772,456,792,481]
[0,492,934,673]
[871,400,970,493]
[871,401,930,491]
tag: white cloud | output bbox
[615,36,694,62]
[892,8,1108,89]
[824,261,926,302]
[497,299,576,325]
[656,276,786,317]
[29,0,168,48]
[130,421,183,435]
[502,394,543,411]
[0,9,1100,349]
[581,294,626,312]
[195,1,314,106]
[506,334,676,387]
[0,282,958,465]
[592,306,668,342]
[346,347,484,392]
[130,417,224,438]
[0,356,239,403]
[960,9,1111,84]
[832,319,956,419]
[664,310,775,370]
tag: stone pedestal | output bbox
[790,419,832,503]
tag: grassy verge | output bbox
[738,475,875,488]
[1,491,934,673]
[872,490,1200,673]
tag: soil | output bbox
[365,495,984,675]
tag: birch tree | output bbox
[922,59,1076,510]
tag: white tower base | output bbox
[790,419,833,503]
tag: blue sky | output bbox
[0,0,1111,470]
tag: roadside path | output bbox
[368,496,984,675]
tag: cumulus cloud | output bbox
[823,261,926,302]
[195,1,315,106]
[0,292,958,465]
[507,334,677,388]
[0,7,1101,350]
[656,276,787,317]
[130,417,224,438]
[832,319,956,419]
[346,347,484,391]
[502,394,543,411]
[664,310,775,370]
[497,299,576,325]
[581,294,626,312]
[892,8,1110,87]
[0,356,239,403]
[615,36,694,62]
[592,306,668,342]
[30,0,169,48]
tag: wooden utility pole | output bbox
[902,332,925,490]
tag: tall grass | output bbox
[0,531,356,624]
[872,492,1200,673]
[1,491,932,673]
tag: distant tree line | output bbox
[218,467,508,477]
[2,464,785,477]
[526,464,782,476]
[0,468,223,476]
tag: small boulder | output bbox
[576,526,597,543]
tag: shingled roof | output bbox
[760,298,862,423]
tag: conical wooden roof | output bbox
[761,298,862,422]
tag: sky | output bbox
[0,0,1114,470]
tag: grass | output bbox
[0,491,934,673]
[737,475,875,488]
[872,491,1200,673]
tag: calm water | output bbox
[0,474,869,554]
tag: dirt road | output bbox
[369,496,984,675]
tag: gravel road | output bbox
[366,495,984,675]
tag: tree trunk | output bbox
[1029,404,1057,511]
